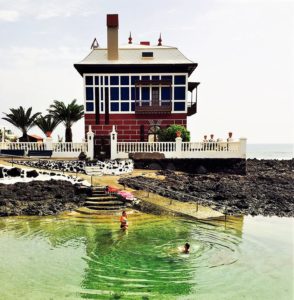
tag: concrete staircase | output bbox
[75,185,127,215]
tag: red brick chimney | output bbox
[107,14,119,60]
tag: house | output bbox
[74,14,199,157]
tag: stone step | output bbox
[74,207,126,215]
[86,205,126,210]
[84,201,125,206]
[86,196,119,201]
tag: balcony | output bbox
[187,82,200,116]
[135,99,172,114]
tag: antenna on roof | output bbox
[91,38,99,49]
[157,33,162,46]
[128,32,132,44]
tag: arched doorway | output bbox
[148,125,161,142]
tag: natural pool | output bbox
[0,213,293,300]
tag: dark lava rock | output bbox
[26,170,39,178]
[0,180,88,217]
[7,168,22,177]
[119,159,294,217]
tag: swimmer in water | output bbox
[119,210,128,230]
[179,242,190,254]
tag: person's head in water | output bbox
[184,243,190,253]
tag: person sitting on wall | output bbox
[120,210,128,230]
[209,134,216,150]
[203,135,208,150]
[227,132,233,151]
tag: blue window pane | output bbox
[161,87,171,100]
[131,87,139,100]
[86,102,94,112]
[131,102,135,111]
[121,76,129,85]
[174,87,185,100]
[100,88,103,100]
[121,102,129,111]
[121,87,129,100]
[101,103,104,111]
[85,76,93,85]
[111,103,119,111]
[152,76,160,80]
[100,77,103,85]
[131,76,139,85]
[95,76,99,85]
[174,102,185,111]
[104,76,108,85]
[86,87,94,100]
[110,76,119,85]
[142,76,150,81]
[174,75,186,85]
[161,75,172,81]
[142,87,150,100]
[110,87,119,100]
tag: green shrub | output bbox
[158,125,190,142]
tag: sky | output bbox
[0,0,293,144]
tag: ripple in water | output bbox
[0,215,292,299]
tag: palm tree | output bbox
[2,106,41,141]
[48,100,84,142]
[34,115,60,137]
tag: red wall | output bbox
[85,113,187,143]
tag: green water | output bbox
[0,214,293,300]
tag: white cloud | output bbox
[0,10,19,22]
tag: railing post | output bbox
[239,138,247,159]
[110,125,118,160]
[175,136,182,158]
[87,125,95,160]
[45,137,53,151]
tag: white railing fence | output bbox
[111,127,247,160]
[0,126,95,159]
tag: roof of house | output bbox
[76,44,196,65]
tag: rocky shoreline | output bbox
[0,180,89,216]
[119,159,294,217]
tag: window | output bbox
[142,76,150,81]
[120,76,129,85]
[131,76,139,85]
[110,76,119,85]
[161,87,171,100]
[100,88,103,100]
[85,76,93,85]
[95,76,99,85]
[104,76,109,85]
[131,102,135,111]
[152,76,159,80]
[121,87,129,100]
[111,103,119,111]
[86,87,94,100]
[174,75,186,85]
[174,102,185,111]
[142,52,153,58]
[86,102,94,111]
[100,103,104,111]
[161,75,172,81]
[121,102,129,111]
[142,87,150,100]
[131,87,139,100]
[110,87,119,100]
[174,87,185,100]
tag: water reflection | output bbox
[0,214,292,300]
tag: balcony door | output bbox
[151,87,159,106]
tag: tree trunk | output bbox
[22,132,29,142]
[65,127,72,142]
